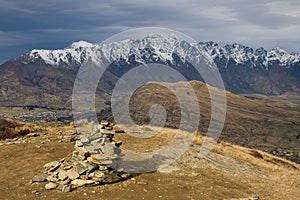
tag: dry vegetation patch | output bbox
[0,118,43,140]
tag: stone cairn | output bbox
[32,120,130,192]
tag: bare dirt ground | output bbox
[0,124,300,200]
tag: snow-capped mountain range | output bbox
[199,41,300,67]
[27,34,213,68]
[25,34,300,69]
[0,34,299,107]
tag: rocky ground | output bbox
[0,121,300,200]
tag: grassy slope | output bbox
[126,80,300,153]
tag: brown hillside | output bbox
[120,80,300,154]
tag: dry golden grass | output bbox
[1,120,300,199]
[114,125,180,153]
[116,127,300,199]
[181,128,300,172]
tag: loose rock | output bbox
[45,182,57,190]
[58,171,68,181]
[32,174,48,183]
[71,179,94,187]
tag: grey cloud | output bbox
[0,0,299,63]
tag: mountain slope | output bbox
[198,42,300,94]
[0,34,299,107]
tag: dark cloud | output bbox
[0,0,299,63]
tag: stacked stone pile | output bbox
[32,120,129,192]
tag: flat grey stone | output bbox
[61,185,72,193]
[66,170,79,180]
[73,162,87,175]
[44,161,60,172]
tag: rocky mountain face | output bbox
[0,34,299,107]
[199,41,300,94]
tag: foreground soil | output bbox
[0,125,300,200]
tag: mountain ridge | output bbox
[21,36,300,69]
[0,34,299,107]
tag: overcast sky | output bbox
[0,0,299,63]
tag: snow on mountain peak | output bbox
[198,42,299,67]
[28,34,192,66]
[27,34,300,69]
[266,47,300,66]
[68,41,95,49]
